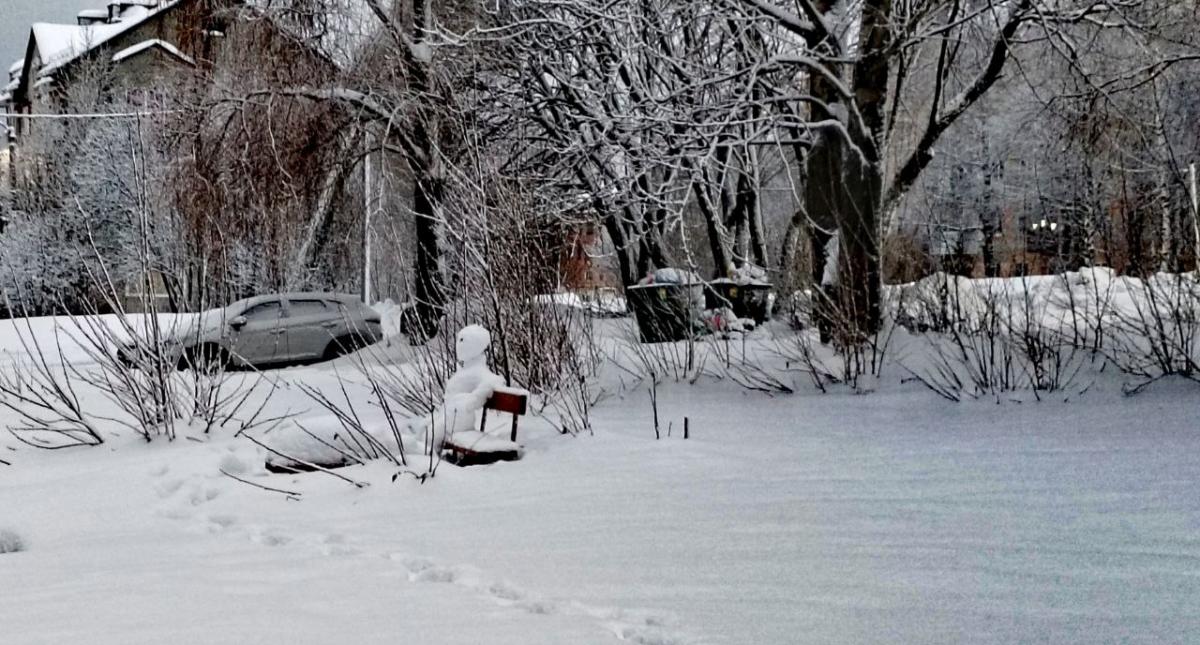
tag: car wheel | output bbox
[323,334,364,361]
[180,344,229,373]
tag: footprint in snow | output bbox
[314,533,360,556]
[613,625,691,645]
[516,599,559,615]
[249,529,293,547]
[413,565,461,583]
[155,506,193,521]
[207,514,238,530]
[487,580,524,602]
[155,478,185,499]
[389,553,434,575]
[183,481,220,506]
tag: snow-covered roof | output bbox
[111,39,195,66]
[118,6,152,22]
[77,9,109,19]
[32,22,124,73]
[29,1,181,78]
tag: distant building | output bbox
[927,224,984,277]
[561,222,620,291]
[1,0,235,188]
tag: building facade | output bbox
[1,0,234,189]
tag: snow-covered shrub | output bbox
[0,529,26,554]
[433,164,605,435]
[294,348,435,470]
[1103,273,1200,388]
[773,317,895,393]
[903,278,1086,401]
[0,306,106,449]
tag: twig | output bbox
[242,433,369,488]
[219,468,302,499]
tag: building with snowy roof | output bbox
[1,0,238,188]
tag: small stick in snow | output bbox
[649,382,660,440]
[220,468,302,500]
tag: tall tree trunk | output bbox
[696,176,734,279]
[840,0,891,335]
[407,0,445,342]
[745,170,767,268]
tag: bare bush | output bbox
[1104,274,1200,390]
[0,313,104,449]
[0,529,26,554]
[903,277,1086,402]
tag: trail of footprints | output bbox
[149,459,693,645]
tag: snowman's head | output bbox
[456,325,491,364]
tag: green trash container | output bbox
[626,283,703,343]
[705,281,773,324]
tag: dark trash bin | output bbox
[626,282,703,343]
[705,281,773,324]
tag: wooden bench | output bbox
[442,387,528,466]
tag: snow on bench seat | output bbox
[442,431,523,466]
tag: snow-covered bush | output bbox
[0,529,26,554]
[434,163,605,435]
[0,63,180,316]
[1103,273,1200,388]
[902,277,1087,401]
[773,317,896,393]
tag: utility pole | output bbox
[362,133,373,304]
[1190,162,1198,275]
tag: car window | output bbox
[242,301,283,321]
[289,299,331,317]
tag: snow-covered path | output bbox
[0,439,621,644]
[3,368,1199,644]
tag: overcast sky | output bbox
[1,0,99,69]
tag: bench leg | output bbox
[510,414,519,442]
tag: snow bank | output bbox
[535,291,627,317]
[889,268,1199,336]
[0,312,198,367]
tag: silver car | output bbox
[120,293,383,370]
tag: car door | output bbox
[283,297,338,361]
[229,299,288,365]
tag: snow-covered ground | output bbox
[2,304,1200,644]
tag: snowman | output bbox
[424,325,506,449]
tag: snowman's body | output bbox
[427,325,505,447]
